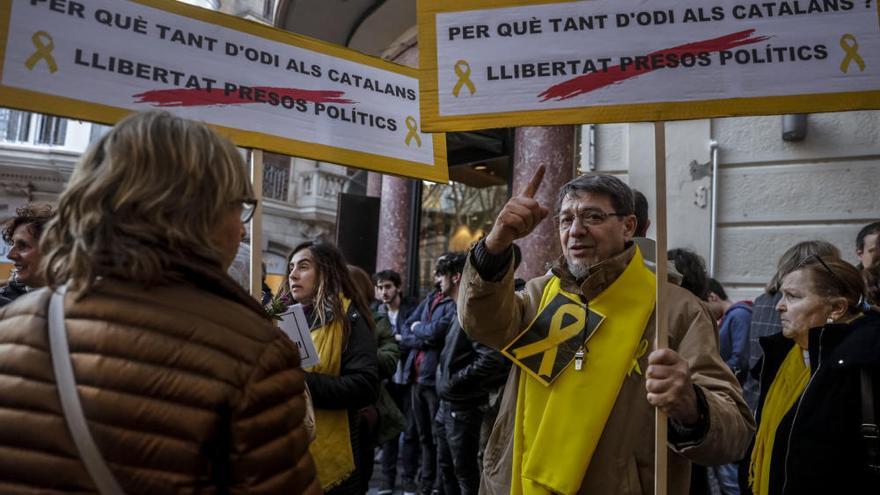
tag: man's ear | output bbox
[623,214,637,240]
[453,273,462,285]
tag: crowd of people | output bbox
[0,110,877,494]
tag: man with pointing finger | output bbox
[458,171,754,495]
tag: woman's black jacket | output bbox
[754,308,880,494]
[305,305,379,410]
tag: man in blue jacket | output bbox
[706,278,752,495]
[707,278,752,385]
[400,254,459,495]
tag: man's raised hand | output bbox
[484,166,550,255]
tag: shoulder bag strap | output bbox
[48,285,126,495]
[860,368,880,475]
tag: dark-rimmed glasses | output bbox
[240,199,258,223]
[555,208,626,231]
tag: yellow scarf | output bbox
[749,344,810,495]
[306,297,355,490]
[509,247,656,495]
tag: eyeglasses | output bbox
[240,198,258,223]
[555,208,626,231]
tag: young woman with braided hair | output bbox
[283,241,378,494]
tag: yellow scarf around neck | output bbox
[749,344,810,495]
[511,247,656,495]
[306,296,355,490]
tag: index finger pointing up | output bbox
[521,165,546,199]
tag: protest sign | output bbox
[278,303,320,368]
[419,0,880,131]
[0,0,447,182]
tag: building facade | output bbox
[585,114,879,301]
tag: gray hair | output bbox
[555,174,634,216]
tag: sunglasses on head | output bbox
[796,254,846,290]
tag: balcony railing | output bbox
[299,169,346,200]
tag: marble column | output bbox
[512,126,576,281]
[374,41,419,281]
[375,176,412,276]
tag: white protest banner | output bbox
[279,303,320,368]
[418,0,880,132]
[0,0,447,182]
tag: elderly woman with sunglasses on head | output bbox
[749,255,880,495]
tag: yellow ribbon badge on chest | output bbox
[502,288,605,386]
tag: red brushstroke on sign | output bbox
[538,29,770,102]
[133,87,354,107]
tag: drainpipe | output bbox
[578,124,596,172]
[708,140,719,278]
[588,124,596,171]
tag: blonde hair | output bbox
[41,111,252,290]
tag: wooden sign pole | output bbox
[249,149,264,300]
[653,122,669,495]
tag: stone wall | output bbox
[589,111,880,302]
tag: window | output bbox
[35,115,66,145]
[0,110,31,142]
[416,179,508,297]
[263,0,275,19]
[0,110,69,146]
[262,152,290,201]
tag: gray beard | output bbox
[566,258,590,280]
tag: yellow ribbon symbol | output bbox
[452,59,476,97]
[25,31,58,74]
[404,116,422,147]
[512,303,586,378]
[627,339,649,377]
[839,34,866,74]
